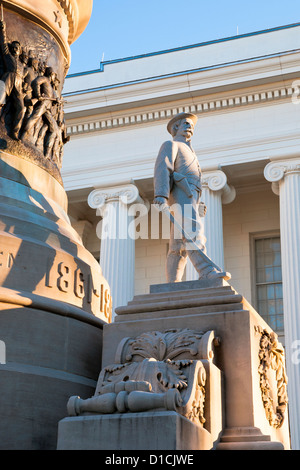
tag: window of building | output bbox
[252,235,284,334]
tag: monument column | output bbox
[88,184,144,318]
[186,170,236,280]
[264,158,300,450]
[0,0,114,450]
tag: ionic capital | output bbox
[202,170,236,204]
[264,158,300,195]
[88,184,143,210]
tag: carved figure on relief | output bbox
[153,112,230,282]
[0,9,69,169]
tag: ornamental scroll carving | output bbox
[67,329,219,426]
[255,326,288,429]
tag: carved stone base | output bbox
[105,281,291,450]
[57,411,213,451]
[58,280,290,450]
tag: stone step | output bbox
[150,278,230,294]
[129,285,236,306]
[114,304,245,323]
[116,292,244,316]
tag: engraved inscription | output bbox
[45,258,112,321]
[0,251,16,268]
[74,268,84,299]
[57,262,71,293]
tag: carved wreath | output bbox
[255,326,288,429]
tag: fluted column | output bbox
[264,158,300,450]
[186,170,236,280]
[88,184,143,319]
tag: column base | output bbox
[216,427,284,450]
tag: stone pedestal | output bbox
[57,411,213,451]
[57,279,290,450]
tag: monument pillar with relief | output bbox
[0,0,112,450]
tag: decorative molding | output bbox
[88,184,143,209]
[264,158,300,195]
[66,86,294,137]
[115,329,217,364]
[202,170,236,204]
[202,170,227,192]
[264,158,300,181]
[58,0,76,43]
[255,326,288,429]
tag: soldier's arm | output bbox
[32,76,44,99]
[153,140,177,204]
[0,20,9,55]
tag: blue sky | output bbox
[68,0,300,75]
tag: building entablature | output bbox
[63,49,300,119]
[64,23,300,99]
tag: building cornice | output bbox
[65,83,295,137]
[64,50,300,114]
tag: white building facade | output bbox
[62,24,300,449]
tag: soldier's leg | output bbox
[11,95,25,138]
[22,101,46,136]
[44,111,58,158]
[0,80,6,106]
[180,189,230,280]
[166,223,187,282]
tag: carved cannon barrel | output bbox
[67,388,183,416]
[67,394,118,416]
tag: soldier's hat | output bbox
[167,112,198,135]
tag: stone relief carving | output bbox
[67,329,219,426]
[0,12,69,171]
[255,326,288,429]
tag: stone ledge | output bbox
[150,278,229,293]
[57,411,213,450]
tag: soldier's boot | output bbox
[188,249,231,281]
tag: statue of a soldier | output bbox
[154,112,230,283]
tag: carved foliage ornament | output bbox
[255,326,288,429]
[67,329,218,426]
